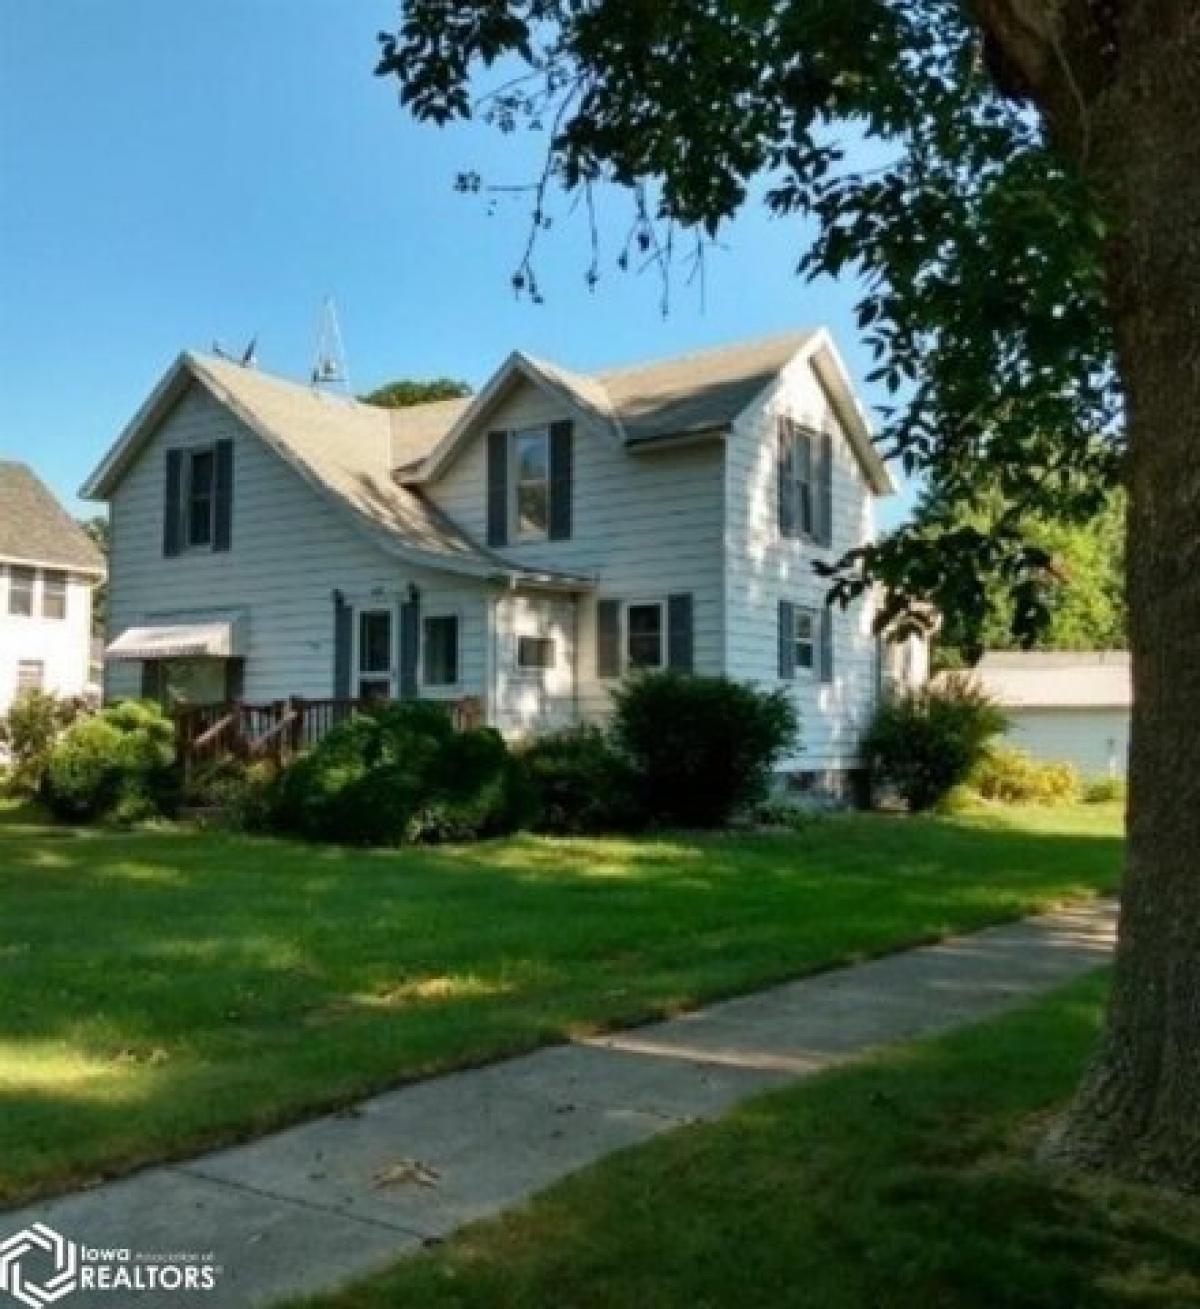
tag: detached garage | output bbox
[973,651,1131,780]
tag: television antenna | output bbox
[310,296,351,393]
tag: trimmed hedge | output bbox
[611,672,799,828]
[42,700,177,824]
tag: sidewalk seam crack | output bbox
[170,1164,433,1240]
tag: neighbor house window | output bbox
[184,447,217,548]
[357,609,393,700]
[7,566,34,617]
[626,602,665,670]
[423,615,459,686]
[16,660,44,692]
[781,420,814,537]
[41,570,66,620]
[793,607,816,672]
[511,428,550,540]
[517,635,555,671]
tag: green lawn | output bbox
[293,972,1200,1309]
[0,799,1121,1206]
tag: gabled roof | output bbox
[80,354,588,589]
[972,651,1132,709]
[0,461,105,575]
[410,330,894,494]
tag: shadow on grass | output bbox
[0,806,1123,1207]
[295,975,1200,1309]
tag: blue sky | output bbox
[0,0,910,524]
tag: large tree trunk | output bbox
[1018,3,1200,1188]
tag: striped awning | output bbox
[106,619,244,661]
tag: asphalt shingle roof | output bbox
[0,461,105,573]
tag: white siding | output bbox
[428,378,726,723]
[492,590,578,738]
[0,566,94,715]
[106,384,492,704]
[1005,707,1129,780]
[724,352,881,772]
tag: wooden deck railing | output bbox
[174,696,484,774]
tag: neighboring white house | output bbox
[973,650,1131,779]
[82,330,916,791]
[0,461,106,717]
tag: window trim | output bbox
[181,444,218,553]
[40,569,67,621]
[781,419,815,540]
[515,633,556,674]
[793,605,817,674]
[354,606,395,700]
[624,598,666,673]
[509,426,551,542]
[421,612,461,688]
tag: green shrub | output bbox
[612,672,799,828]
[970,744,1081,805]
[518,726,644,834]
[1084,776,1127,804]
[0,691,87,794]
[42,699,176,823]
[864,676,1007,812]
[270,703,518,845]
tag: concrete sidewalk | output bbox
[1,902,1115,1308]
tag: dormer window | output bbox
[511,428,550,540]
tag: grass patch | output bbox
[0,802,1121,1205]
[295,972,1200,1309]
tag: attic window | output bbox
[511,428,550,540]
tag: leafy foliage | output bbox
[360,378,471,409]
[79,516,109,635]
[921,487,1126,667]
[269,701,520,845]
[0,691,88,795]
[611,672,798,828]
[970,745,1081,806]
[42,700,176,824]
[517,726,644,835]
[864,677,1007,812]
[378,1,1120,650]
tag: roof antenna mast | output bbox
[310,295,351,394]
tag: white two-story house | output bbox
[0,461,105,717]
[82,331,921,791]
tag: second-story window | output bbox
[511,428,550,540]
[41,570,67,620]
[185,448,216,548]
[7,565,34,617]
[780,420,814,539]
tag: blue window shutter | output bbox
[333,591,352,698]
[549,420,573,541]
[818,429,834,548]
[778,600,796,679]
[213,439,234,552]
[777,419,795,538]
[820,605,835,684]
[487,431,508,547]
[399,589,421,699]
[667,592,694,672]
[163,450,182,556]
[596,599,621,678]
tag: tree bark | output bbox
[1006,2,1200,1189]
